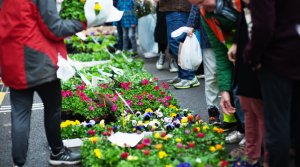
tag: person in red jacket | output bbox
[0,0,87,166]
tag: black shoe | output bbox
[130,51,139,59]
[219,122,237,131]
[208,107,221,125]
[49,147,80,165]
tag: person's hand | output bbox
[153,0,159,2]
[220,91,236,116]
[227,43,237,63]
[131,24,136,28]
[242,0,250,4]
[187,27,194,37]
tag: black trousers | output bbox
[10,79,63,164]
[258,67,300,167]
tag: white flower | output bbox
[131,120,137,126]
[79,121,87,126]
[196,158,202,163]
[183,109,189,112]
[166,134,173,139]
[156,110,163,118]
[188,113,193,116]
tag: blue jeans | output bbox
[117,22,123,50]
[232,85,245,128]
[165,12,195,80]
[122,27,137,52]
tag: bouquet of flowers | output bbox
[134,0,155,19]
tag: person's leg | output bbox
[165,11,195,80]
[156,43,167,70]
[232,86,245,128]
[239,96,261,165]
[158,43,168,53]
[35,79,63,154]
[258,67,292,167]
[128,27,137,52]
[251,98,269,167]
[10,87,34,166]
[122,27,129,51]
[117,22,123,51]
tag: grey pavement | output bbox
[0,51,295,167]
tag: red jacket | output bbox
[0,0,87,89]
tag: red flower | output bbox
[193,128,198,132]
[120,152,129,158]
[144,149,150,155]
[142,79,149,85]
[121,92,124,95]
[137,131,141,134]
[133,95,136,98]
[161,91,166,95]
[88,130,96,136]
[106,94,112,98]
[209,117,216,121]
[220,159,230,167]
[195,115,200,120]
[93,140,97,143]
[102,132,107,136]
[188,142,195,148]
[161,132,166,137]
[114,93,118,97]
[185,145,189,149]
[154,86,160,91]
[127,82,132,86]
[137,144,144,150]
[142,92,148,95]
[108,127,113,131]
[106,132,111,136]
[197,133,205,138]
[154,77,159,81]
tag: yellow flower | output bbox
[175,138,182,142]
[132,128,136,132]
[75,120,80,125]
[133,156,138,161]
[170,113,177,118]
[137,121,144,126]
[145,108,153,112]
[196,127,200,132]
[154,133,160,138]
[209,146,216,152]
[203,126,209,130]
[176,108,178,111]
[127,155,133,161]
[80,0,85,2]
[145,121,150,124]
[70,121,76,126]
[94,3,102,11]
[152,125,157,129]
[181,118,188,124]
[89,137,98,142]
[94,149,101,158]
[216,144,222,150]
[60,122,67,128]
[156,144,163,150]
[169,105,174,108]
[213,127,219,132]
[100,120,105,127]
[162,136,168,140]
[158,151,167,159]
[218,128,224,133]
[166,165,172,167]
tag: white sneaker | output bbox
[196,74,205,79]
[225,130,245,143]
[169,59,178,73]
[128,49,133,53]
[144,52,160,59]
[115,50,122,54]
[156,53,165,70]
[239,137,246,146]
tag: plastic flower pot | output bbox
[61,110,74,120]
[85,116,101,124]
[73,113,85,122]
[65,44,74,54]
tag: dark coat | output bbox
[187,5,212,49]
[154,2,168,44]
[232,2,261,99]
[159,0,191,12]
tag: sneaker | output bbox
[196,74,205,79]
[225,130,245,143]
[144,52,160,59]
[174,76,200,89]
[239,137,246,146]
[169,59,178,73]
[156,53,165,70]
[49,147,80,165]
[208,107,221,125]
[219,122,237,131]
[13,164,28,167]
[115,50,122,54]
[166,76,181,85]
[130,51,139,59]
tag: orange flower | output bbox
[187,115,194,121]
[216,144,222,150]
[80,0,85,2]
[213,127,219,132]
[209,117,216,121]
[218,128,224,133]
[156,144,163,150]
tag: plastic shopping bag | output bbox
[138,14,158,53]
[171,27,202,71]
[57,54,75,82]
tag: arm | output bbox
[202,17,233,92]
[187,5,200,30]
[36,0,87,42]
[243,0,276,68]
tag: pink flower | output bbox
[142,79,149,85]
[111,105,118,111]
[99,103,104,107]
[80,85,85,90]
[147,94,154,100]
[154,77,159,82]
[154,86,159,91]
[121,82,126,88]
[185,130,191,135]
[127,82,132,86]
[161,91,166,95]
[138,102,143,106]
[89,105,94,111]
[197,133,205,138]
[125,86,130,91]
[126,99,133,106]
[157,98,162,101]
[142,138,151,146]
[79,92,85,97]
[160,82,166,86]
[81,81,85,86]
[76,86,80,89]
[138,95,143,100]
[165,96,172,100]
[164,85,170,90]
[106,94,112,98]
[177,143,183,148]
[103,84,108,89]
[162,100,167,103]
[164,102,169,107]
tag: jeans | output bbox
[165,11,195,80]
[258,67,300,167]
[10,80,63,164]
[117,22,123,51]
[122,27,137,52]
[232,85,245,128]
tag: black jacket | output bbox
[232,3,262,99]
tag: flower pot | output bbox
[61,110,74,120]
[101,114,117,124]
[85,116,101,124]
[65,44,74,54]
[73,113,85,122]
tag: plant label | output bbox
[75,32,87,41]
[108,132,144,147]
[94,92,114,108]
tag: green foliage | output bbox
[59,0,86,21]
[134,0,155,19]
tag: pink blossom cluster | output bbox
[142,79,149,85]
[121,82,132,91]
[111,105,118,111]
[61,90,73,98]
[160,82,170,90]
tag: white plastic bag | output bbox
[138,14,158,53]
[57,54,75,82]
[171,27,202,71]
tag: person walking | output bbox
[158,0,200,89]
[0,0,88,166]
[244,0,300,166]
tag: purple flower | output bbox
[90,32,95,35]
[112,32,115,36]
[165,123,174,130]
[185,130,191,135]
[144,113,152,120]
[138,102,143,106]
[176,163,192,167]
[126,109,133,114]
[157,98,162,101]
[135,111,141,117]
[86,120,95,127]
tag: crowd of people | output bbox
[0,0,300,166]
[114,0,300,167]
